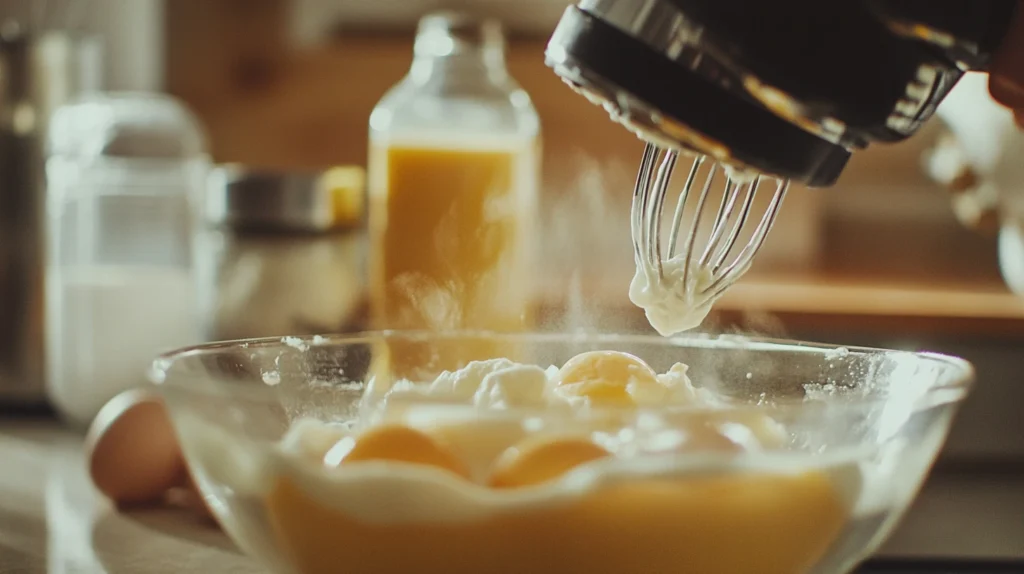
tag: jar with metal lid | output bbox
[44,92,208,428]
[196,165,367,342]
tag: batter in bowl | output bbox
[191,350,859,574]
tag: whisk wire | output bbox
[705,179,789,298]
[631,144,658,267]
[679,162,717,286]
[630,144,790,318]
[698,177,740,267]
[648,150,677,277]
[667,157,704,259]
[710,176,759,273]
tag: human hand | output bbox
[989,1,1024,126]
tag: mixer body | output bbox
[545,0,1019,187]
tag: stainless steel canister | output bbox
[0,24,100,407]
[197,165,367,341]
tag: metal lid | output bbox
[205,164,365,233]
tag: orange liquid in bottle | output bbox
[368,138,536,379]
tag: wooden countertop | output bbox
[719,276,1024,320]
[0,419,1021,572]
[538,273,1024,337]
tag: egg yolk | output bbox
[555,351,658,407]
[488,436,611,488]
[327,425,472,481]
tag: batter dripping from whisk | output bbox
[630,255,717,336]
[627,143,789,336]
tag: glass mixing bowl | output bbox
[150,331,973,574]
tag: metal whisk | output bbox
[631,142,790,314]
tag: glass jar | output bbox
[44,92,208,428]
[196,165,367,341]
[367,11,541,377]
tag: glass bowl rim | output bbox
[148,329,975,413]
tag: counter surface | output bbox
[2,420,1021,573]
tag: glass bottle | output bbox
[367,12,541,378]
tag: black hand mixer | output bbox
[545,0,1019,314]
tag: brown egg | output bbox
[85,389,187,506]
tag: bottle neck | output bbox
[408,49,509,86]
[407,13,510,88]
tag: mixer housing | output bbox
[545,0,1018,187]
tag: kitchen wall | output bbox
[80,0,164,91]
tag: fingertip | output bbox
[989,75,1024,109]
[989,1,1024,107]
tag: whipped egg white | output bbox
[629,256,719,336]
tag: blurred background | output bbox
[1,0,1023,564]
